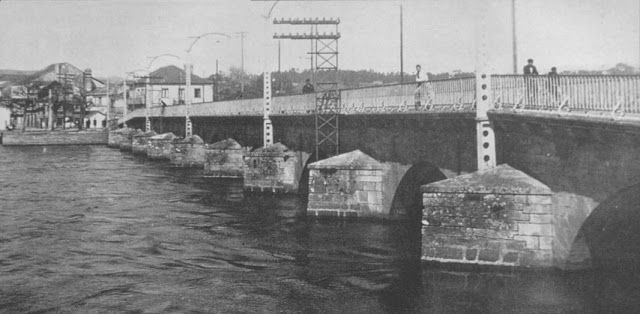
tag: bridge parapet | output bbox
[119,74,640,124]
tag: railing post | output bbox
[263,71,273,147]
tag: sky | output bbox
[0,0,638,78]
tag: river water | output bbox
[0,145,638,313]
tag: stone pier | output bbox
[170,135,206,168]
[243,143,310,193]
[421,164,555,268]
[108,128,135,148]
[147,132,177,160]
[307,150,410,218]
[203,138,247,178]
[119,129,141,151]
[131,131,156,155]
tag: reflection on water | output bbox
[0,145,638,313]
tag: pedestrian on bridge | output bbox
[523,59,539,75]
[302,79,315,94]
[415,64,429,109]
[523,58,539,107]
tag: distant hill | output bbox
[0,69,37,76]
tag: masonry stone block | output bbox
[517,223,554,237]
[523,203,552,214]
[514,235,539,249]
[529,213,554,224]
[502,252,519,263]
[435,246,464,260]
[465,248,478,261]
[538,236,554,251]
[478,249,500,262]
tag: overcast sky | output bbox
[0,0,638,77]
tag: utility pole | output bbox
[512,0,518,74]
[145,76,151,132]
[48,89,53,130]
[81,71,87,130]
[215,59,219,101]
[278,40,282,94]
[105,80,110,129]
[400,1,404,83]
[122,78,128,128]
[237,31,247,96]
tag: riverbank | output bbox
[1,129,108,146]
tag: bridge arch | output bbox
[553,182,640,270]
[389,161,447,222]
[567,183,640,272]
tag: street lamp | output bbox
[136,54,181,132]
[184,32,232,137]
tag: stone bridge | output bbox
[120,74,640,270]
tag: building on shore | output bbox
[127,65,214,110]
[0,63,108,131]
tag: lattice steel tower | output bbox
[274,17,341,159]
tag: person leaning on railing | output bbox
[414,64,429,109]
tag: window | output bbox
[194,88,201,98]
[161,88,168,98]
[178,88,184,100]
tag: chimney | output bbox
[83,68,93,92]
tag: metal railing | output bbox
[339,77,476,114]
[492,75,640,115]
[121,74,640,122]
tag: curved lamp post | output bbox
[136,54,181,132]
[183,32,232,137]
